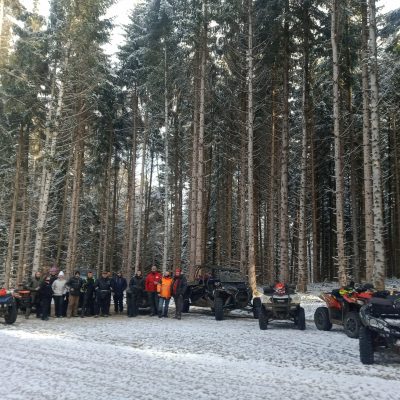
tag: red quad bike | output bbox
[314,284,374,338]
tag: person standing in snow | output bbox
[38,277,53,321]
[128,270,144,317]
[66,271,84,317]
[81,271,96,317]
[111,271,127,314]
[157,271,173,318]
[25,271,42,318]
[52,271,67,318]
[95,271,113,317]
[145,265,162,316]
[172,268,187,320]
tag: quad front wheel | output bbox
[297,307,306,330]
[182,299,190,313]
[343,311,361,339]
[214,297,224,321]
[314,307,332,331]
[259,307,268,330]
[4,301,17,324]
[359,326,374,365]
[252,297,261,319]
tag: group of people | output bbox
[23,266,187,321]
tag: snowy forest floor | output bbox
[2,281,400,400]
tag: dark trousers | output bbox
[174,295,183,318]
[97,292,111,315]
[83,294,95,316]
[62,295,69,316]
[40,298,51,320]
[30,292,41,317]
[148,291,158,315]
[113,293,124,312]
[54,295,64,317]
[128,293,140,317]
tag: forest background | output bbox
[1,0,399,293]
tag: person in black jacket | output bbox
[95,271,113,317]
[66,271,84,317]
[172,268,188,320]
[81,271,96,317]
[111,271,127,314]
[38,277,53,321]
[128,271,144,317]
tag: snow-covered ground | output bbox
[2,294,400,400]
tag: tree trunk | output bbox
[162,45,170,273]
[298,0,310,292]
[331,0,347,285]
[65,108,85,276]
[361,0,374,282]
[247,0,257,295]
[109,157,119,272]
[267,80,277,283]
[368,0,385,290]
[280,0,290,284]
[194,2,207,270]
[32,61,65,271]
[135,111,148,273]
[142,150,154,269]
[125,92,138,275]
[188,51,199,281]
[4,125,25,288]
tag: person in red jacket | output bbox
[145,265,162,316]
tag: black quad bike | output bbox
[183,266,258,321]
[359,293,400,365]
[258,283,306,330]
[0,288,18,324]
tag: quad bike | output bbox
[359,293,400,364]
[183,266,257,321]
[0,288,18,324]
[314,284,374,338]
[258,283,306,330]
[13,287,34,318]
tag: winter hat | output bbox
[58,271,65,277]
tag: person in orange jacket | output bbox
[157,271,173,318]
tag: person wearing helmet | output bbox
[273,282,287,295]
